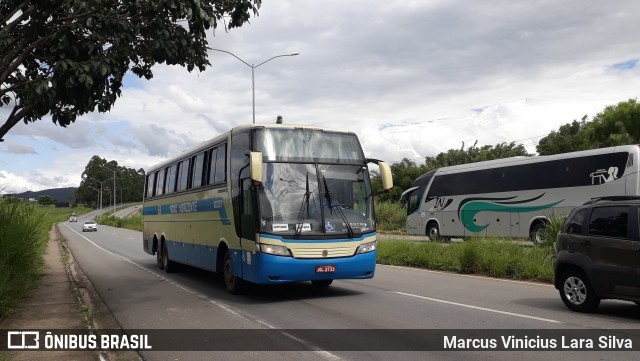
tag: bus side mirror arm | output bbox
[364,158,393,198]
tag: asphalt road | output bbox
[58,221,640,361]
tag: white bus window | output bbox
[214,145,226,184]
[165,164,177,194]
[208,147,218,185]
[155,169,166,196]
[145,173,156,199]
[192,152,205,188]
[177,159,190,192]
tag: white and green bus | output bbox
[403,145,640,242]
[143,124,393,293]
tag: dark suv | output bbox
[554,196,640,312]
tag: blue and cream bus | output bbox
[142,124,393,293]
[403,145,640,243]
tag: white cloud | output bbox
[1,0,639,193]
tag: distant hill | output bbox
[6,187,77,204]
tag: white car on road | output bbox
[82,220,98,232]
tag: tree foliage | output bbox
[276,115,283,124]
[74,156,145,208]
[371,158,428,203]
[37,195,54,206]
[536,118,589,155]
[0,0,261,141]
[584,99,640,148]
[425,141,530,169]
[536,99,640,155]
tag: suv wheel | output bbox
[559,270,600,312]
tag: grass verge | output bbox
[378,238,555,282]
[96,210,142,232]
[0,199,91,321]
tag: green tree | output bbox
[0,0,261,141]
[37,195,54,206]
[425,141,530,169]
[536,118,589,155]
[75,156,145,208]
[371,158,427,203]
[276,115,283,124]
[584,99,640,148]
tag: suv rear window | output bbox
[563,208,588,234]
[588,206,629,238]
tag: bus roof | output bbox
[145,123,356,173]
[434,144,639,175]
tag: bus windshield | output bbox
[258,163,374,237]
[255,128,365,163]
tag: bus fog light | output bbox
[259,244,292,257]
[356,241,376,254]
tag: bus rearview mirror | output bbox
[249,151,263,183]
[378,161,393,191]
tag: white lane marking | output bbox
[390,291,563,324]
[62,223,343,360]
[379,264,554,287]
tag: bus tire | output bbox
[162,243,174,273]
[529,222,547,244]
[223,249,244,294]
[426,222,442,242]
[311,279,333,287]
[156,240,164,270]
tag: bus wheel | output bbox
[426,222,441,241]
[311,279,333,287]
[156,242,164,270]
[162,243,173,273]
[530,222,547,244]
[223,249,244,294]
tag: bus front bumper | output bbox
[245,250,377,284]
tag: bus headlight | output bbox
[258,244,292,257]
[355,241,376,254]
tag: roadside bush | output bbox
[378,238,555,282]
[0,201,90,320]
[0,200,46,320]
[539,213,567,248]
[375,201,406,232]
[96,211,142,232]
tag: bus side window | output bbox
[240,177,256,241]
[215,144,226,184]
[177,159,190,192]
[192,152,205,188]
[208,147,218,185]
[155,169,166,197]
[145,173,156,199]
[165,164,177,194]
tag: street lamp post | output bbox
[101,165,118,214]
[207,48,299,123]
[85,185,100,209]
[84,177,112,210]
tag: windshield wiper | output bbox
[322,175,354,238]
[294,172,311,238]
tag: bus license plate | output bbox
[315,265,336,273]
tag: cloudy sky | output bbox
[1,0,639,194]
